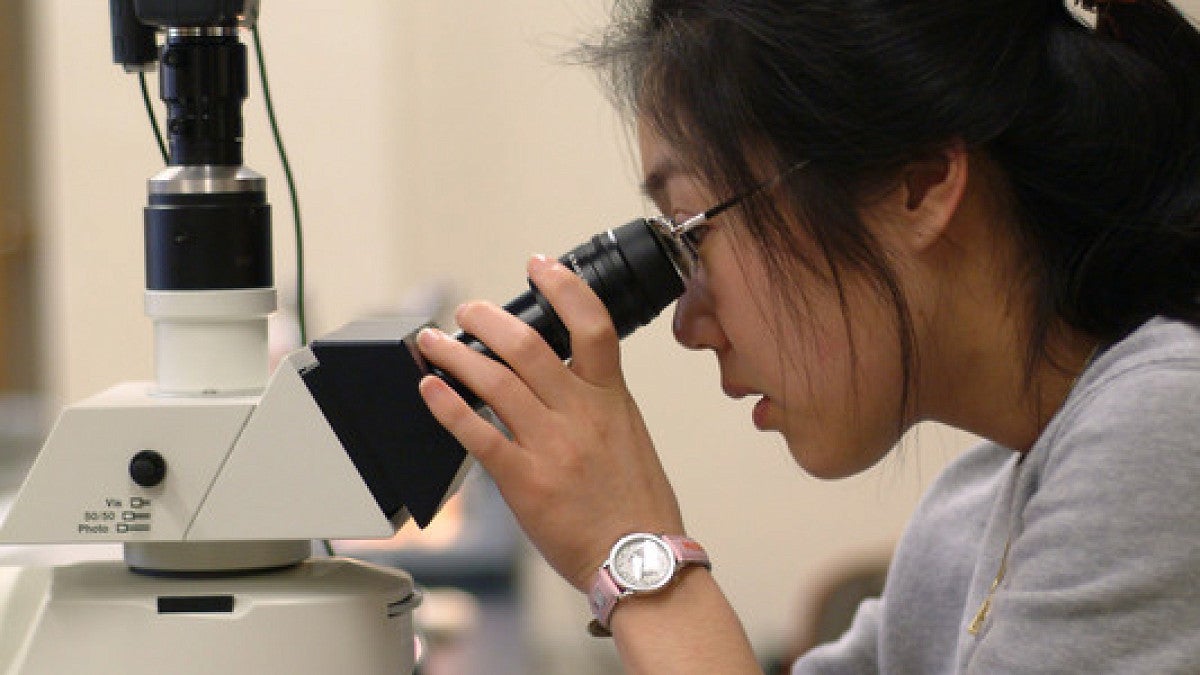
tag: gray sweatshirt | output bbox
[794,317,1200,674]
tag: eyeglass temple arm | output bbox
[672,160,809,236]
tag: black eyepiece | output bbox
[442,218,685,408]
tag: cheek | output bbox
[768,276,907,476]
[762,282,856,393]
[727,235,853,370]
[712,234,906,473]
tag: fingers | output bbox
[527,255,622,386]
[416,325,547,440]
[452,297,572,407]
[417,252,624,444]
[417,373,522,479]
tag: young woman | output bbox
[416,0,1200,672]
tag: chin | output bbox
[798,458,863,480]
[785,434,890,480]
[785,439,850,479]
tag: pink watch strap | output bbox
[587,534,711,637]
[663,534,710,568]
[588,567,623,634]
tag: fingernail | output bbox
[418,327,445,346]
[418,375,451,410]
[532,254,569,274]
[530,254,561,277]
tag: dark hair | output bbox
[578,0,1200,424]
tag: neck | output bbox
[903,157,1100,451]
[923,306,1098,452]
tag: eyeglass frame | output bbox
[650,160,809,281]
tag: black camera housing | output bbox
[134,0,259,28]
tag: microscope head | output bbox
[0,315,470,546]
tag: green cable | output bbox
[251,24,308,348]
[138,70,169,164]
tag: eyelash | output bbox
[683,223,712,249]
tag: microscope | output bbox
[0,1,689,672]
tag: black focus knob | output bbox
[129,450,167,488]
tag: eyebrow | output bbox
[638,156,682,204]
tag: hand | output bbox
[417,254,685,591]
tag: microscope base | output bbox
[0,556,419,674]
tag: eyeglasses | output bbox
[652,161,808,280]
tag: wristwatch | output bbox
[587,533,711,637]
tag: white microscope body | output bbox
[0,2,470,672]
[0,0,695,665]
[0,314,452,673]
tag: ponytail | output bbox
[1011,0,1200,347]
[1086,0,1200,123]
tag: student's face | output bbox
[639,121,909,478]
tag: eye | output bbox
[671,210,712,253]
[682,223,712,249]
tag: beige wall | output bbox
[36,0,1195,664]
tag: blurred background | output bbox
[7,1,1169,672]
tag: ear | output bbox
[895,139,969,252]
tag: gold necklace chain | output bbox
[966,345,1100,636]
[967,476,1017,636]
[967,542,1009,634]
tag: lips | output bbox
[752,397,772,430]
[721,383,758,400]
[723,383,775,430]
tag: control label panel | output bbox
[77,497,152,535]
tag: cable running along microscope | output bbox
[0,1,692,672]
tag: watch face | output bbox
[610,534,676,592]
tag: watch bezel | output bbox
[606,533,678,593]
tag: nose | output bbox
[672,276,725,351]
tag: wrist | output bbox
[606,563,710,634]
[607,566,760,674]
[586,532,711,637]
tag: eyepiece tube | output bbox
[438,218,686,409]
